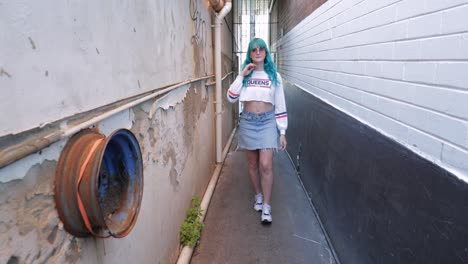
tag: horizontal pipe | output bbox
[205,71,234,86]
[0,75,214,169]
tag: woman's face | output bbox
[250,46,266,64]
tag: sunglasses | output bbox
[251,47,265,53]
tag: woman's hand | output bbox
[279,135,287,151]
[240,63,256,77]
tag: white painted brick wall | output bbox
[436,62,468,89]
[403,62,437,83]
[278,0,468,180]
[420,34,467,60]
[441,5,468,33]
[396,0,427,21]
[407,12,442,39]
[425,0,468,14]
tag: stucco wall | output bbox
[0,0,209,136]
[276,0,468,181]
[0,0,234,263]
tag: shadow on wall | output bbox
[285,83,468,264]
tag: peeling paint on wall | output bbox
[164,142,180,190]
[0,0,232,262]
[149,84,190,116]
[0,160,91,264]
[0,69,221,264]
[133,83,210,185]
[97,108,135,136]
[0,141,65,183]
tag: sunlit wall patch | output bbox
[54,128,143,238]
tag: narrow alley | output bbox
[191,136,336,264]
[1,0,467,263]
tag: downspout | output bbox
[213,0,232,163]
[177,3,232,263]
[269,0,276,13]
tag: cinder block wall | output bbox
[274,0,468,263]
[278,0,468,179]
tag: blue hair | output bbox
[241,38,278,87]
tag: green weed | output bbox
[179,196,204,247]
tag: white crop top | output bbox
[226,70,288,135]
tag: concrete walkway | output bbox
[191,138,336,264]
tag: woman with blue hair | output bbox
[227,38,288,223]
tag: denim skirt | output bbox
[238,110,279,150]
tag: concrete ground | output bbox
[191,138,336,264]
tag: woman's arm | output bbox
[226,75,244,103]
[274,74,288,136]
[226,64,256,103]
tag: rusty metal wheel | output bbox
[54,129,143,238]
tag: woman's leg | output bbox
[246,150,262,195]
[259,149,274,205]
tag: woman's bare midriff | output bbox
[243,101,273,114]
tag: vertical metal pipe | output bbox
[214,1,232,163]
[215,19,222,163]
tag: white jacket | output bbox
[227,70,288,135]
